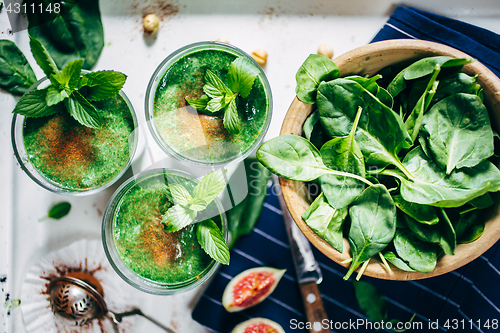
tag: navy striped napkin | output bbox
[193,7,500,333]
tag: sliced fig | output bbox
[222,267,286,312]
[232,318,285,333]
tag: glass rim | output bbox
[145,41,273,168]
[11,75,139,196]
[101,167,228,295]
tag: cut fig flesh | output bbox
[232,318,285,333]
[222,267,286,312]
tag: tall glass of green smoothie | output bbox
[102,168,228,295]
[145,42,272,166]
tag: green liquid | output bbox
[23,94,134,190]
[113,173,218,284]
[153,48,269,163]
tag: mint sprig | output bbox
[12,37,126,129]
[185,57,259,134]
[161,169,230,265]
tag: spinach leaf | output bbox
[469,193,494,210]
[227,158,270,248]
[402,212,456,255]
[317,78,413,177]
[388,56,472,97]
[295,54,339,104]
[352,280,387,322]
[383,251,415,272]
[0,40,37,95]
[27,0,104,70]
[302,193,348,252]
[432,73,481,103]
[345,75,393,108]
[320,106,365,209]
[39,201,72,221]
[397,147,500,207]
[393,228,438,273]
[404,65,440,142]
[420,93,494,174]
[455,210,485,244]
[303,109,330,149]
[344,185,396,280]
[257,135,372,185]
[393,195,439,225]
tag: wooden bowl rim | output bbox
[279,39,500,281]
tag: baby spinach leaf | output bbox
[303,109,330,149]
[12,87,63,117]
[196,219,230,265]
[295,54,339,104]
[352,280,387,322]
[344,185,396,280]
[404,65,440,142]
[393,195,439,225]
[454,210,485,244]
[257,135,372,186]
[27,0,104,70]
[469,193,494,210]
[0,40,37,95]
[317,78,413,177]
[302,193,348,252]
[432,73,481,103]
[383,251,415,272]
[397,147,500,207]
[402,213,456,255]
[79,70,127,101]
[320,106,366,209]
[39,201,72,221]
[393,228,438,273]
[227,158,270,248]
[227,57,259,98]
[388,56,472,97]
[420,93,494,174]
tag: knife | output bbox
[273,175,331,333]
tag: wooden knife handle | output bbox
[299,281,332,333]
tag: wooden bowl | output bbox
[279,39,500,280]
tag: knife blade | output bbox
[273,174,331,333]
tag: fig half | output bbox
[222,266,286,312]
[232,318,285,333]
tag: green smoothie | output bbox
[112,172,219,284]
[153,48,269,164]
[23,94,134,190]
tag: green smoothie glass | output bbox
[145,41,272,166]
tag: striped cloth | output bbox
[193,7,500,333]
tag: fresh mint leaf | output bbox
[162,204,197,232]
[39,202,72,221]
[223,98,240,134]
[196,219,230,265]
[206,96,225,113]
[46,86,69,106]
[189,197,208,212]
[193,169,226,208]
[205,70,232,96]
[12,88,63,117]
[60,59,84,89]
[186,95,209,111]
[169,183,192,207]
[0,40,37,95]
[65,91,101,128]
[29,36,60,84]
[227,57,260,98]
[79,70,127,101]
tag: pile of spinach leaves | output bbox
[257,54,500,280]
